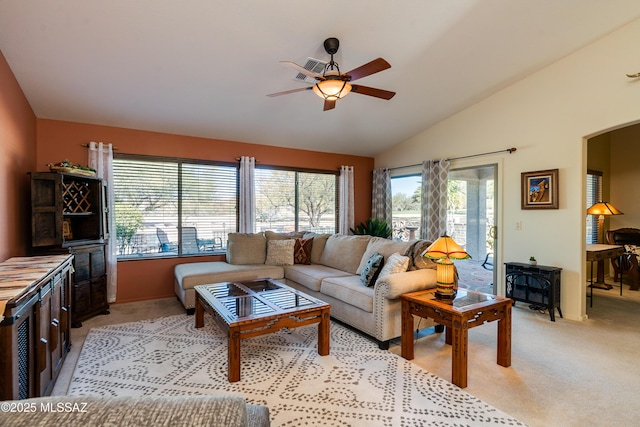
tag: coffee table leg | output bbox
[451,320,468,388]
[497,304,512,367]
[400,299,414,360]
[195,295,204,328]
[228,328,241,382]
[318,308,330,356]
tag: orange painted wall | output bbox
[0,50,36,261]
[36,119,374,304]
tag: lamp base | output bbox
[435,290,457,300]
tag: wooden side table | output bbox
[401,288,513,388]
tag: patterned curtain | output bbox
[371,168,392,225]
[339,166,355,235]
[88,142,117,303]
[420,159,450,241]
[239,156,255,233]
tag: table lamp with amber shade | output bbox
[586,201,623,288]
[422,234,471,300]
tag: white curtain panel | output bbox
[339,166,355,235]
[88,141,117,303]
[239,156,256,233]
[420,159,450,241]
[371,168,392,225]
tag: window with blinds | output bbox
[586,170,603,244]
[113,155,237,259]
[254,167,337,234]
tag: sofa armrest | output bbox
[375,268,438,300]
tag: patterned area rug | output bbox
[68,314,524,426]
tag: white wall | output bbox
[610,124,640,229]
[376,17,640,321]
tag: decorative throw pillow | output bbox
[376,252,410,285]
[360,252,384,287]
[265,239,295,266]
[294,237,313,264]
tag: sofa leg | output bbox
[378,340,390,350]
[434,324,444,333]
[186,308,195,316]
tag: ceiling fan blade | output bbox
[323,99,336,111]
[345,58,391,81]
[351,84,396,100]
[267,87,312,97]
[280,61,325,80]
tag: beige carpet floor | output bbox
[54,285,640,427]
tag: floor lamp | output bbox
[586,201,623,288]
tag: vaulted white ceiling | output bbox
[1,1,639,157]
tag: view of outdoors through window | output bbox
[254,169,337,234]
[391,172,494,258]
[112,159,337,259]
[113,157,237,259]
[391,175,421,241]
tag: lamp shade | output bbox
[586,201,623,216]
[422,235,471,260]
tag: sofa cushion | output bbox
[356,237,413,274]
[319,234,371,274]
[376,252,410,285]
[294,237,313,264]
[321,275,374,312]
[226,233,267,265]
[284,264,351,292]
[265,239,295,266]
[304,232,331,264]
[360,252,384,287]
[175,262,284,290]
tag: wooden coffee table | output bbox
[401,288,512,388]
[195,278,330,382]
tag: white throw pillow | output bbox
[265,239,295,266]
[375,252,410,285]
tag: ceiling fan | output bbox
[267,37,396,111]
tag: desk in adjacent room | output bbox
[586,244,624,306]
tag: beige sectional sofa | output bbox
[174,231,439,349]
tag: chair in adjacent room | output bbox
[606,227,640,290]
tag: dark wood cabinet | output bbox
[30,172,109,327]
[69,244,109,327]
[504,262,562,321]
[0,255,73,400]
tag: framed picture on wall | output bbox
[521,169,559,209]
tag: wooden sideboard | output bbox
[0,255,73,400]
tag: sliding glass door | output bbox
[447,164,497,293]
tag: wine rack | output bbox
[62,181,93,214]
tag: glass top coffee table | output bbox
[400,288,513,388]
[195,278,330,382]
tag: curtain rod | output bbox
[81,143,119,150]
[387,147,517,171]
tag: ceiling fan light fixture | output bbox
[313,78,352,100]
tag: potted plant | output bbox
[529,256,537,266]
[350,218,392,238]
